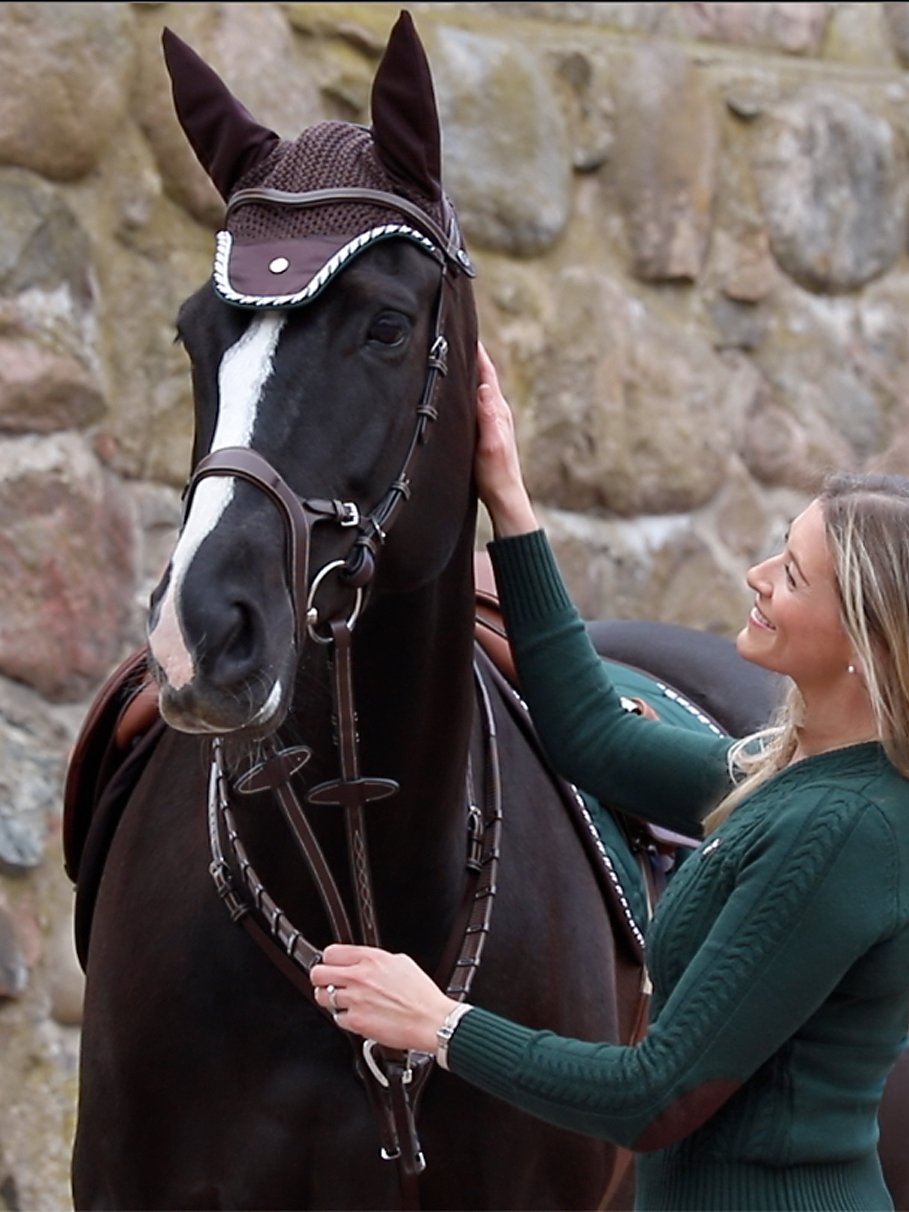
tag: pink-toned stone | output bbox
[0,335,103,433]
[663,2,831,55]
[0,434,139,701]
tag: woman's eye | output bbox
[784,563,797,589]
[369,314,408,346]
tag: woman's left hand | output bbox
[311,943,458,1052]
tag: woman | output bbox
[311,344,909,1211]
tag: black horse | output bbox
[63,12,909,1212]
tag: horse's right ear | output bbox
[161,27,281,201]
[370,11,443,202]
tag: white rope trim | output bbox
[213,225,440,308]
[655,681,725,736]
[507,685,647,948]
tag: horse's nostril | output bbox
[209,600,262,678]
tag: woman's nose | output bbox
[746,556,773,594]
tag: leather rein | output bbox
[187,187,487,1208]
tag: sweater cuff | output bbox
[447,1005,536,1100]
[487,530,575,631]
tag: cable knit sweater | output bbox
[447,530,909,1211]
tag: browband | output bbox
[226,186,475,276]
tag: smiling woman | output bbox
[312,357,909,1212]
[710,473,909,828]
[735,498,875,758]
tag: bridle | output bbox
[188,185,491,1208]
[186,259,451,632]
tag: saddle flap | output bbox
[62,645,156,883]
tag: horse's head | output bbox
[147,12,478,739]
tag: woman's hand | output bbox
[475,342,539,537]
[311,944,458,1052]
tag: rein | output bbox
[205,657,502,1206]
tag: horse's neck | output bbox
[354,572,477,802]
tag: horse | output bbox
[62,12,909,1212]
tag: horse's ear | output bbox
[161,27,281,201]
[370,11,443,202]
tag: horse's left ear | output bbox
[371,11,443,202]
[161,26,281,201]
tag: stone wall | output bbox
[3,3,909,1207]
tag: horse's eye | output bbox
[368,313,408,347]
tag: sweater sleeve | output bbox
[447,787,897,1149]
[489,530,732,836]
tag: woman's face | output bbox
[737,499,854,691]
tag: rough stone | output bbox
[516,270,745,517]
[826,2,900,67]
[0,3,134,182]
[428,25,573,256]
[751,88,909,293]
[660,2,831,55]
[0,678,73,874]
[0,333,104,434]
[0,906,26,998]
[0,169,94,310]
[881,0,909,65]
[612,43,719,282]
[0,434,139,701]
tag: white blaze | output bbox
[149,313,287,688]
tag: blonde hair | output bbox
[704,472,909,832]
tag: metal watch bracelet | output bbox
[435,1003,474,1070]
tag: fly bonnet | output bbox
[161,11,474,310]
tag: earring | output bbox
[847,664,856,674]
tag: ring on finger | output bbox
[326,983,339,1013]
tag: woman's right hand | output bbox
[475,342,540,537]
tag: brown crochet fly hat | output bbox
[161,11,473,309]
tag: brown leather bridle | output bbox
[189,185,489,1208]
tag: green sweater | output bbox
[448,530,909,1211]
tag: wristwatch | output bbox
[435,1003,474,1070]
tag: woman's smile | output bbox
[748,602,775,631]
